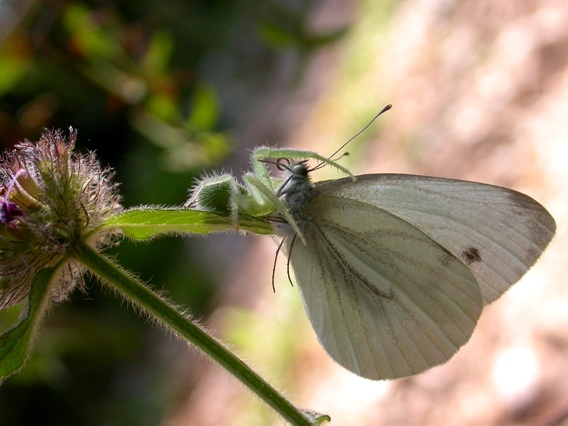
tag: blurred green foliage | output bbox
[0,0,348,424]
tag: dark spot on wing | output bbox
[461,247,482,265]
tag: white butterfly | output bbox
[274,165,555,379]
[189,108,556,380]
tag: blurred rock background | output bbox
[0,1,566,425]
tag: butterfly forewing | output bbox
[288,195,483,380]
[313,175,556,305]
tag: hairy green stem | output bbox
[72,241,313,426]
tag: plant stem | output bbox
[72,241,314,426]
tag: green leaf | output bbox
[142,31,174,75]
[63,4,119,59]
[129,109,230,170]
[258,21,300,49]
[258,21,348,52]
[0,38,32,97]
[101,208,274,240]
[0,268,56,381]
[186,84,219,131]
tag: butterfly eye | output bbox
[290,163,309,177]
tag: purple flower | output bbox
[0,201,24,225]
[0,128,122,308]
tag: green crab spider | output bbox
[187,146,354,245]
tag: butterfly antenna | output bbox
[327,104,392,162]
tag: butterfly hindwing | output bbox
[288,195,483,380]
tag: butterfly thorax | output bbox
[276,160,314,226]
